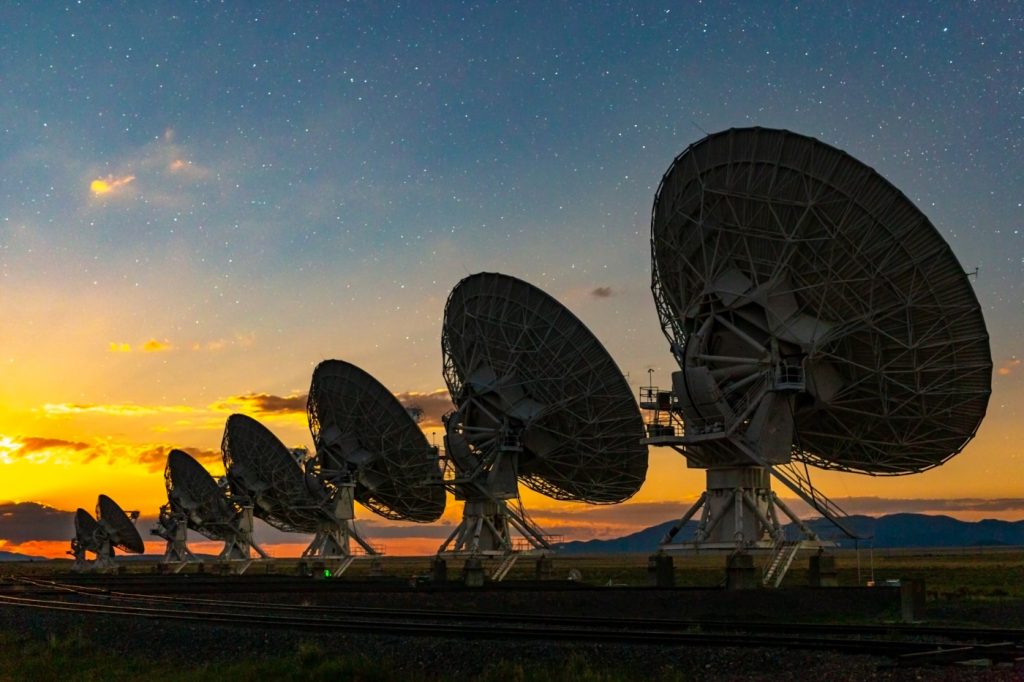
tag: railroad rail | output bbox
[5,576,1023,646]
[1,578,1022,668]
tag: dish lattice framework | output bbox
[96,494,145,554]
[307,359,445,522]
[651,127,991,475]
[73,508,103,553]
[221,413,332,534]
[164,448,242,541]
[442,271,647,503]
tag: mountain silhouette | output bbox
[554,514,1024,553]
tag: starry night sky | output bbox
[1,2,1021,554]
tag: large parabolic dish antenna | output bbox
[440,272,647,566]
[71,495,144,572]
[307,359,445,523]
[96,494,145,555]
[69,508,105,570]
[222,413,322,531]
[222,413,376,560]
[73,509,102,551]
[644,127,991,584]
[154,449,266,563]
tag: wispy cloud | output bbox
[784,496,1024,517]
[168,157,210,179]
[0,435,91,465]
[107,339,174,353]
[0,434,218,473]
[211,392,308,416]
[89,174,135,197]
[208,388,452,428]
[84,127,217,210]
[997,357,1021,376]
[42,403,195,417]
[192,339,228,351]
[13,437,90,454]
[133,445,221,471]
[189,333,256,352]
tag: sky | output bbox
[0,1,1021,558]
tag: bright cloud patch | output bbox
[108,342,132,353]
[0,435,90,465]
[43,403,194,416]
[142,339,171,353]
[134,445,221,471]
[211,392,308,415]
[89,174,135,196]
[0,434,220,473]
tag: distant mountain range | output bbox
[3,514,1021,561]
[0,550,47,562]
[554,514,1024,554]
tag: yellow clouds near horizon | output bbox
[0,435,90,465]
[42,403,195,417]
[142,339,171,353]
[206,388,453,429]
[108,338,218,353]
[210,392,308,421]
[1,432,220,474]
[107,339,171,353]
[89,174,135,196]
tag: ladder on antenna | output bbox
[333,555,356,577]
[492,553,519,581]
[763,540,801,588]
[773,461,857,539]
[732,439,858,540]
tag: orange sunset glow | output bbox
[2,2,1021,563]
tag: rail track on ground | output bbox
[1,577,1022,668]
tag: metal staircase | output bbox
[762,540,801,587]
[491,553,519,581]
[772,461,858,539]
[732,440,859,541]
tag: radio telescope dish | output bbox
[153,449,267,565]
[222,413,377,564]
[440,272,647,572]
[70,495,143,572]
[69,509,105,570]
[222,414,315,531]
[96,494,145,555]
[644,127,991,585]
[307,359,445,522]
[74,509,102,549]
